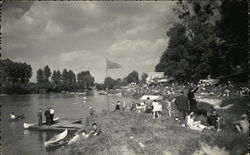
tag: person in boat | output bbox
[207,109,221,131]
[50,107,55,124]
[45,108,51,126]
[185,111,208,132]
[10,112,16,120]
[37,109,43,126]
[233,114,249,134]
[90,123,102,136]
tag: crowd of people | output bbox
[113,84,249,134]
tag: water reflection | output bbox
[24,129,29,135]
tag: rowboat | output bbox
[23,118,84,132]
[24,117,60,129]
[10,114,24,122]
[45,129,68,147]
[45,136,72,152]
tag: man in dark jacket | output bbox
[44,108,51,126]
[187,87,198,111]
[37,109,43,126]
[175,90,190,120]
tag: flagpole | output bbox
[106,58,111,155]
[106,58,110,113]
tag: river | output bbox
[1,90,135,155]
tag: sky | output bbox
[2,1,177,83]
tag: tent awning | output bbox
[140,95,163,101]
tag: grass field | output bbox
[54,96,248,155]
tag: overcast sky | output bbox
[2,1,177,83]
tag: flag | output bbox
[107,59,122,69]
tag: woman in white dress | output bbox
[185,112,207,132]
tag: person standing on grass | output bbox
[187,87,198,111]
[37,109,43,126]
[89,107,96,116]
[115,101,121,111]
[152,99,157,118]
[145,97,153,114]
[175,90,190,120]
[233,114,249,134]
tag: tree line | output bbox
[36,66,95,92]
[1,59,34,94]
[155,0,247,83]
[96,71,148,90]
[0,59,95,94]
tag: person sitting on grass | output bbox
[89,106,96,116]
[185,111,208,132]
[207,109,221,131]
[233,114,249,134]
[90,123,102,136]
[68,129,89,145]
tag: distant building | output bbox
[146,72,164,83]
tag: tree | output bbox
[123,71,139,84]
[141,73,148,84]
[36,69,44,84]
[77,71,95,89]
[155,1,223,82]
[68,70,76,84]
[62,69,68,85]
[51,70,62,84]
[217,0,247,73]
[43,65,51,82]
[104,77,117,89]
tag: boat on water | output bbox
[24,118,83,132]
[45,129,68,147]
[10,114,24,122]
[24,117,60,130]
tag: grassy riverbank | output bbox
[54,96,248,155]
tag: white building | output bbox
[146,72,164,83]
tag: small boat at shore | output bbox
[10,114,24,122]
[45,129,68,147]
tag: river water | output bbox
[1,90,135,155]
